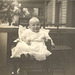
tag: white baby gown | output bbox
[11,29,52,61]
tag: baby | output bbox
[11,17,55,61]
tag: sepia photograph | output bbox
[0,0,75,75]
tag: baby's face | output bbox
[29,21,41,33]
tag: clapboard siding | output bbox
[52,0,56,24]
[61,0,67,24]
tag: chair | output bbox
[11,39,52,75]
[10,25,52,75]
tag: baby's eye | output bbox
[36,24,40,26]
[37,24,40,26]
[32,24,35,26]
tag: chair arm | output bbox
[45,39,51,51]
[11,39,19,49]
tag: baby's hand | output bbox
[26,39,31,45]
[42,37,47,42]
[52,43,55,48]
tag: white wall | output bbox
[0,33,7,67]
